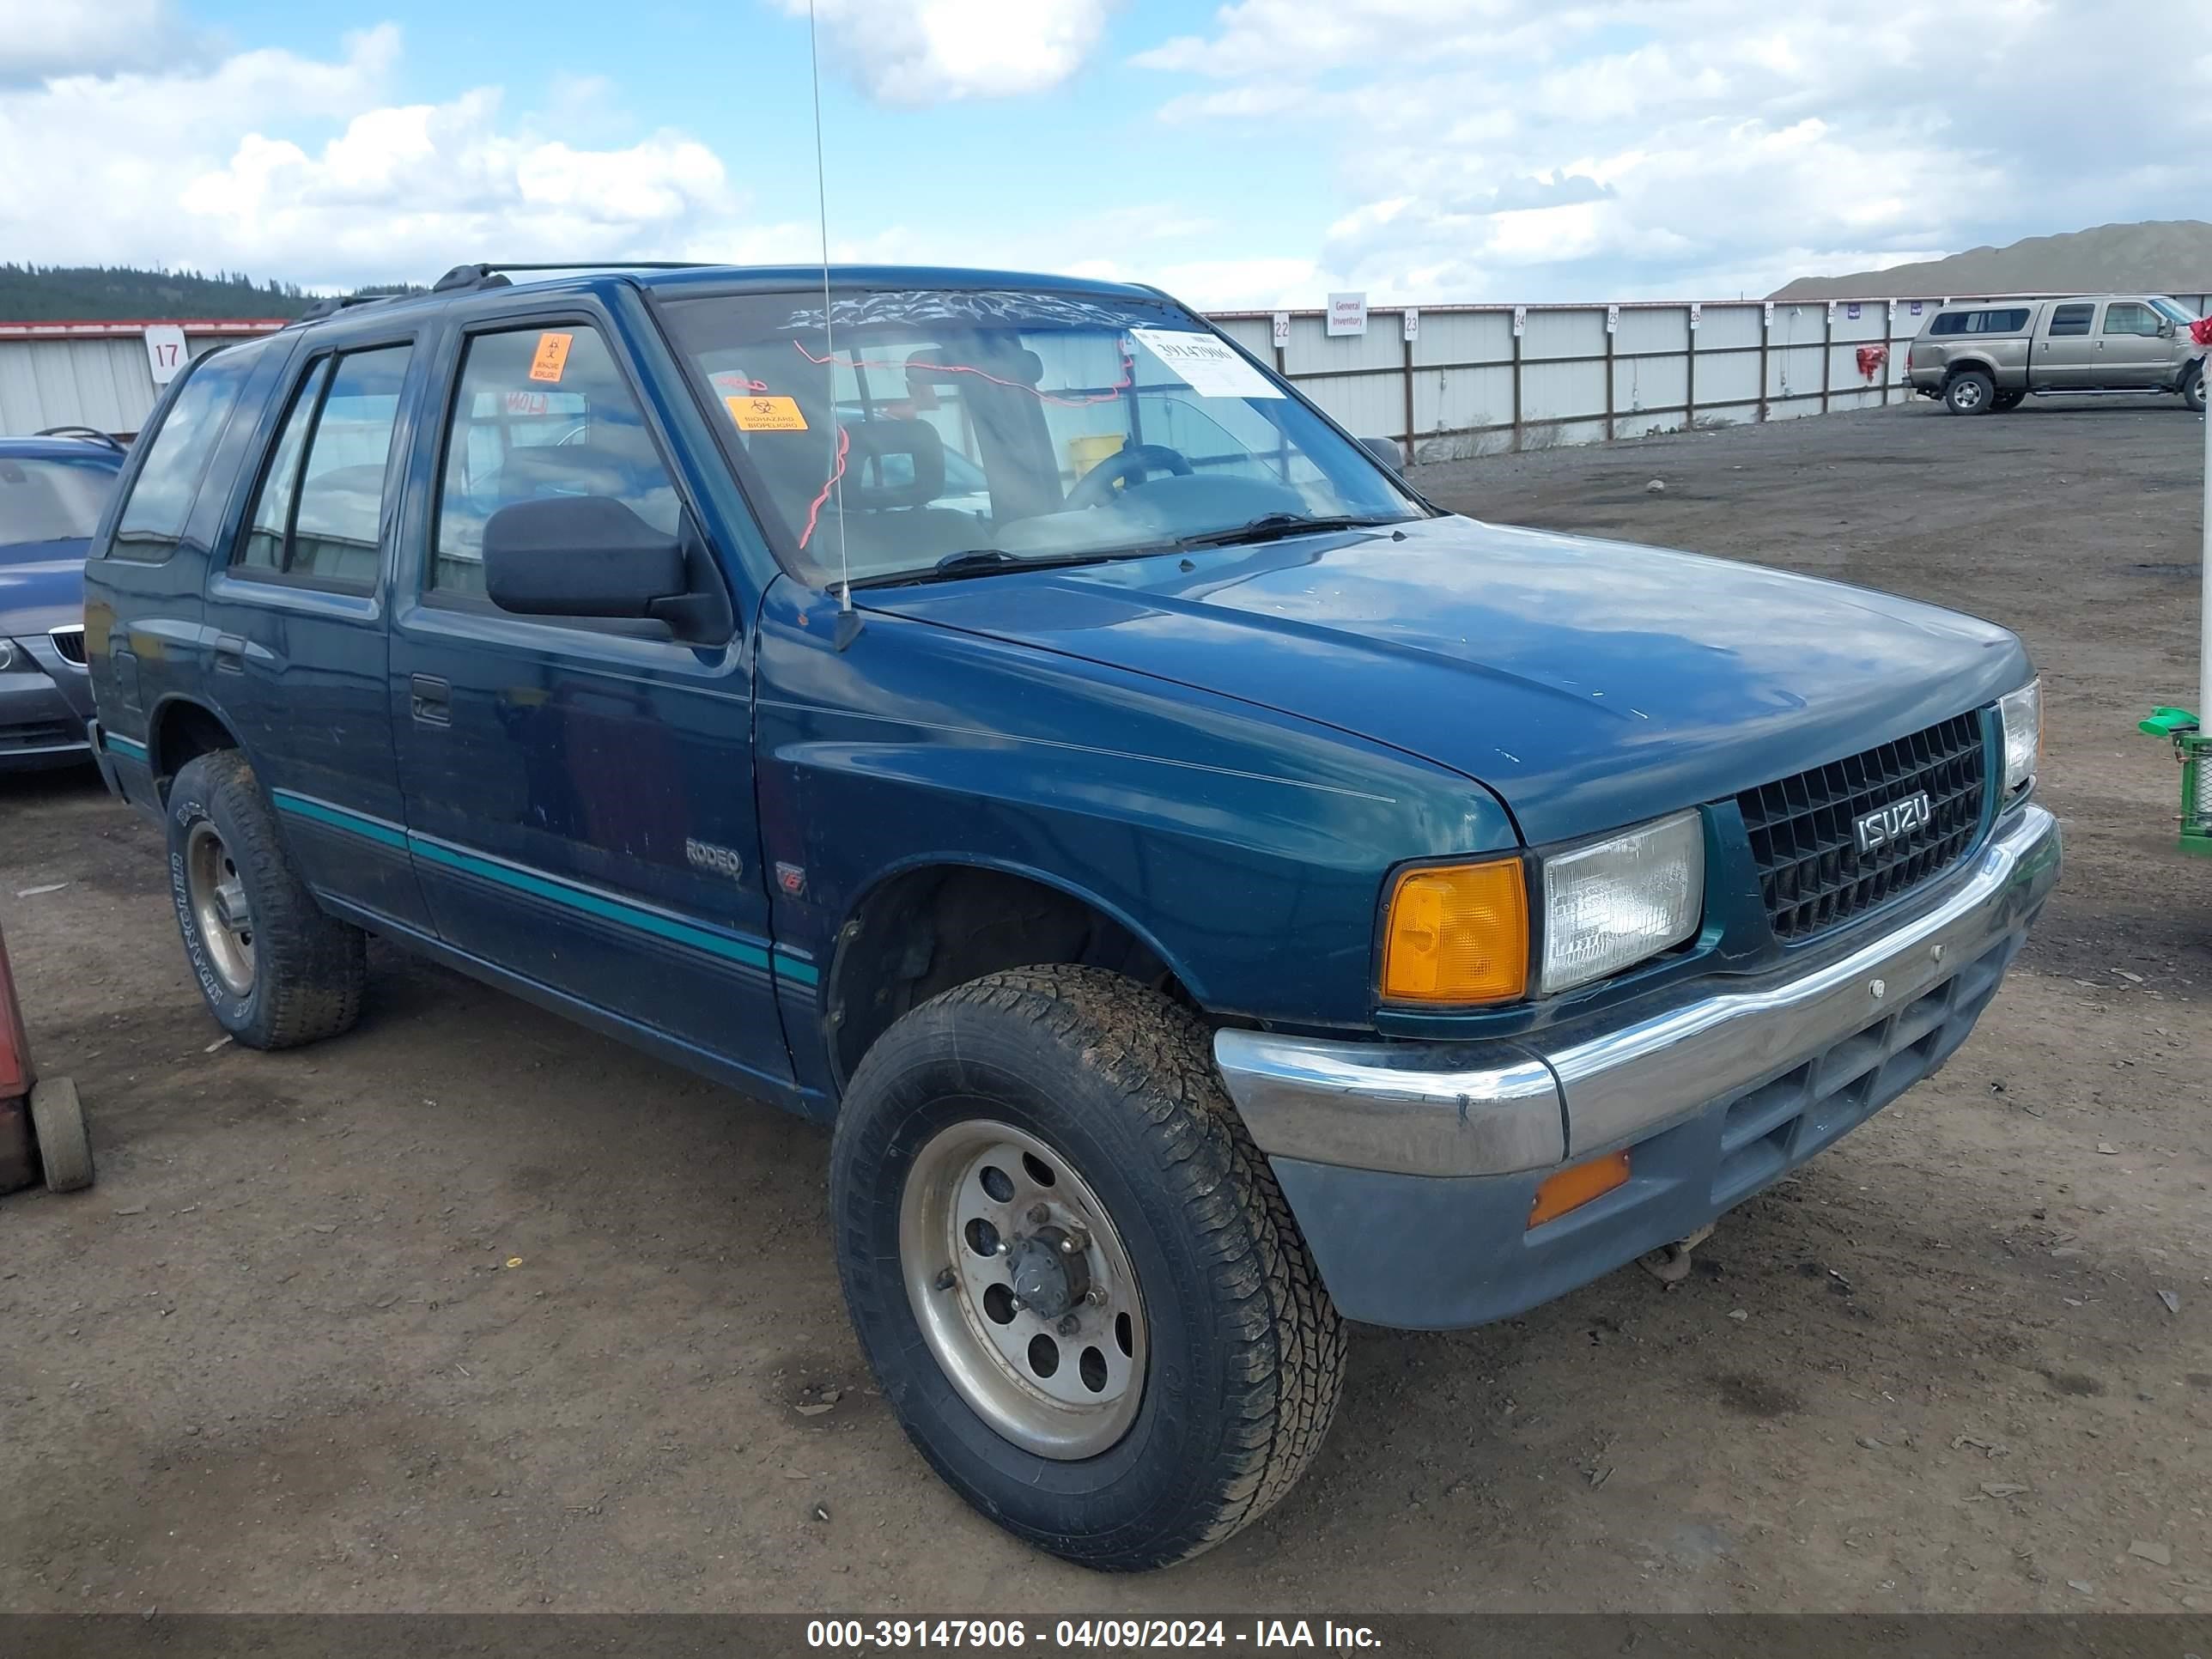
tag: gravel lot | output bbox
[2,397,2207,1613]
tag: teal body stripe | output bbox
[104,732,149,762]
[269,791,816,985]
[271,789,408,850]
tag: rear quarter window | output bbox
[107,348,261,562]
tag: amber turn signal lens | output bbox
[1528,1151,1632,1228]
[1380,858,1529,1004]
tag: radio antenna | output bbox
[806,0,854,623]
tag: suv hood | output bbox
[0,544,90,635]
[859,515,2027,844]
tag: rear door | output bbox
[2096,300,2172,386]
[2033,301,2100,388]
[387,299,793,1095]
[202,332,433,931]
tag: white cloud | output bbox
[779,0,1115,106]
[1132,0,2212,301]
[0,24,792,289]
[0,0,185,85]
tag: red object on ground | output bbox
[0,926,32,1103]
[1856,343,1889,381]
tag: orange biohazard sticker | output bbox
[528,331,574,384]
[725,394,809,432]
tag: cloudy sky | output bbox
[3,0,2208,308]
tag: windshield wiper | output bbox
[847,548,1133,590]
[1172,513,1405,551]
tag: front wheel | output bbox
[1944,370,1996,414]
[2184,365,2206,414]
[831,966,1346,1571]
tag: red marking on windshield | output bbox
[797,425,851,550]
[793,340,1131,407]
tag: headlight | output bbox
[1380,856,1528,1004]
[1998,678,2040,793]
[1539,810,1705,994]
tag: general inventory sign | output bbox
[1326,293,1368,337]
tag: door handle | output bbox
[213,634,246,674]
[410,674,451,726]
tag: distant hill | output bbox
[1771,221,2212,301]
[0,264,313,322]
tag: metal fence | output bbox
[1207,292,2212,462]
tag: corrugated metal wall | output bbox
[5,292,2208,453]
[1212,292,2212,461]
[0,328,274,436]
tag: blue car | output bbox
[79,264,2058,1570]
[0,430,126,769]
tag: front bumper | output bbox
[1213,803,2059,1328]
[0,646,94,771]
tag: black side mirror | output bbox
[1359,435,1405,472]
[483,495,687,623]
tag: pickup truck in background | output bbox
[1908,294,2208,415]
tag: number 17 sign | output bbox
[143,325,188,385]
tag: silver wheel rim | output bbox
[900,1119,1147,1460]
[1955,381,1984,409]
[185,821,255,998]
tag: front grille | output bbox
[48,624,87,665]
[1740,711,1986,943]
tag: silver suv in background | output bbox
[1908,295,2206,415]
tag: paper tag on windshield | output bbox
[725,394,809,432]
[1129,328,1284,399]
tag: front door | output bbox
[203,336,433,931]
[2096,301,2173,387]
[388,313,793,1095]
[2033,301,2100,389]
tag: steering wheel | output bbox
[1066,442,1194,509]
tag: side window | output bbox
[2047,304,2094,337]
[1929,313,1966,336]
[108,349,258,562]
[238,361,331,572]
[2103,302,2160,337]
[234,345,411,591]
[432,324,679,596]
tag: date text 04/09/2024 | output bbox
[804,1619,1382,1650]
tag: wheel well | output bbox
[826,866,1189,1086]
[1945,361,1996,383]
[149,700,239,798]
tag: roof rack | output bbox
[283,262,725,330]
[34,424,126,452]
[428,260,718,294]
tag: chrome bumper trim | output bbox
[1213,805,2059,1178]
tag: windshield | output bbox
[662,286,1424,586]
[2150,296,2197,325]
[0,454,116,551]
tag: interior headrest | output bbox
[843,419,946,510]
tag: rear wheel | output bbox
[166,750,366,1048]
[1944,370,1996,415]
[831,965,1345,1571]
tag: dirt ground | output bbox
[2,397,2206,1615]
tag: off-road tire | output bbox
[1944,369,1996,415]
[166,750,366,1048]
[831,965,1346,1571]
